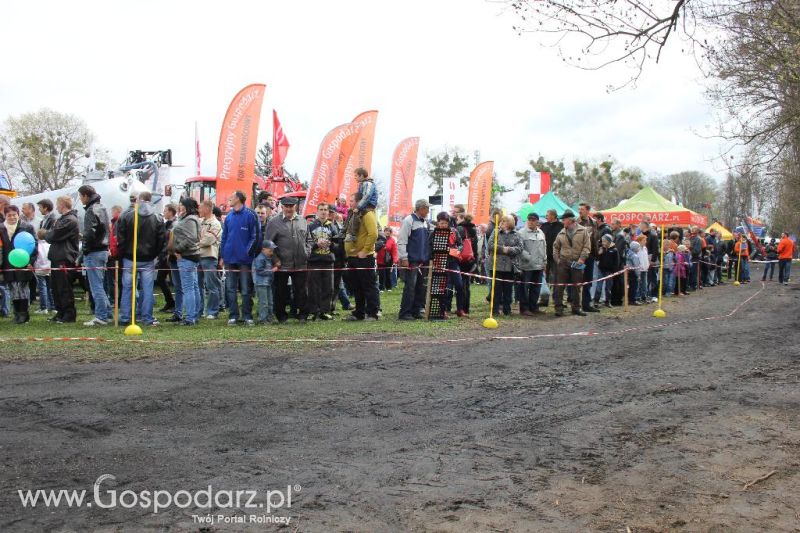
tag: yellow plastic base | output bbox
[124,324,143,336]
[733,281,741,286]
[482,317,498,329]
[652,309,667,318]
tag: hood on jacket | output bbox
[84,193,102,207]
[630,241,641,252]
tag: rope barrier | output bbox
[0,281,767,345]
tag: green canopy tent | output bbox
[601,186,707,226]
[517,191,571,219]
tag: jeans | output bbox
[120,259,155,324]
[444,263,466,313]
[35,275,54,311]
[255,285,274,322]
[177,258,201,323]
[595,269,614,303]
[648,266,659,298]
[663,269,675,296]
[225,264,253,321]
[170,259,183,318]
[347,256,379,319]
[399,262,427,318]
[762,261,775,280]
[84,251,112,321]
[199,257,221,316]
[581,257,595,309]
[638,271,649,301]
[779,259,791,283]
[0,283,9,315]
[520,270,543,312]
[628,271,639,303]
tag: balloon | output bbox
[8,248,30,269]
[13,232,35,255]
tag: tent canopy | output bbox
[602,186,707,226]
[706,221,733,240]
[517,191,571,219]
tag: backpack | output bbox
[375,235,387,253]
[460,237,475,264]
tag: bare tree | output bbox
[0,108,94,193]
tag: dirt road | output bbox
[1,280,799,532]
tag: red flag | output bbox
[387,137,420,228]
[336,110,378,200]
[216,83,266,206]
[194,122,201,176]
[467,161,494,225]
[272,109,290,178]
[303,123,358,216]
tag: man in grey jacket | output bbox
[517,213,547,315]
[265,196,309,323]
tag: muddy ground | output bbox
[1,275,799,532]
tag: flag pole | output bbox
[124,202,143,336]
[483,214,500,329]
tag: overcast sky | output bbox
[1,0,726,207]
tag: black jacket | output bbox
[1,221,38,283]
[115,202,167,263]
[82,194,110,253]
[45,210,80,265]
[540,220,564,263]
[597,245,621,272]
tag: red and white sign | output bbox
[528,171,551,203]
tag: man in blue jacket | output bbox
[220,191,260,326]
[397,199,432,320]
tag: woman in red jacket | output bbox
[777,232,794,285]
[377,226,399,291]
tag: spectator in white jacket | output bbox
[517,213,547,315]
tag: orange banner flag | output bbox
[467,161,494,225]
[387,137,420,228]
[337,110,378,200]
[216,84,266,209]
[303,123,358,216]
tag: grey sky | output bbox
[0,0,725,207]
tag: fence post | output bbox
[623,268,629,312]
[114,263,119,327]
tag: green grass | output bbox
[0,284,514,360]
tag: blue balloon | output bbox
[13,231,35,255]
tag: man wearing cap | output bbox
[265,195,309,323]
[552,210,591,316]
[220,191,260,326]
[517,212,547,315]
[397,199,432,320]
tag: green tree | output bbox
[0,108,94,193]
[650,171,718,211]
[255,141,273,177]
[422,147,471,195]
[515,155,642,208]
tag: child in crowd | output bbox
[674,245,690,295]
[344,167,378,243]
[627,241,641,306]
[662,241,675,297]
[252,240,277,324]
[34,229,54,314]
[636,235,650,303]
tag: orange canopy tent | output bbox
[601,187,707,227]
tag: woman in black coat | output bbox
[1,205,38,323]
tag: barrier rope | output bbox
[0,281,767,345]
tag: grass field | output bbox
[0,282,514,360]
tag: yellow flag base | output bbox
[733,281,741,286]
[124,324,143,336]
[482,317,498,329]
[652,309,667,318]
